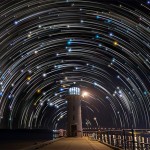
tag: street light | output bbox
[86,119,91,129]
[82,91,89,98]
[93,117,99,128]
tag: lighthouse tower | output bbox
[67,87,82,137]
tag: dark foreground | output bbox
[0,139,47,150]
[0,129,53,150]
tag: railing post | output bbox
[137,135,140,149]
[97,130,100,141]
[100,132,102,142]
[131,129,135,150]
[95,131,97,140]
[123,129,126,150]
[141,136,144,149]
[107,131,110,144]
[111,134,114,146]
[116,134,118,147]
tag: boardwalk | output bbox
[40,137,113,150]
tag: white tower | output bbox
[67,87,82,137]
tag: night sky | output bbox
[0,0,150,130]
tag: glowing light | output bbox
[95,34,100,39]
[68,48,72,52]
[37,89,41,93]
[28,70,32,74]
[43,92,46,95]
[98,43,102,47]
[42,73,47,77]
[118,90,122,95]
[67,39,72,45]
[8,95,11,99]
[69,87,80,95]
[49,103,53,106]
[144,91,147,95]
[114,41,118,46]
[14,21,18,25]
[96,16,100,19]
[93,117,96,120]
[27,76,31,81]
[112,58,115,62]
[60,88,64,92]
[82,91,89,97]
[80,20,84,23]
[38,25,42,28]
[109,32,113,36]
[55,105,59,108]
[62,85,65,88]
[106,19,112,23]
[34,51,38,54]
[28,34,31,38]
[40,102,43,106]
[94,82,97,86]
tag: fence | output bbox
[83,129,150,150]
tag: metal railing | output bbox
[83,129,150,150]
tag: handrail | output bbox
[83,129,150,150]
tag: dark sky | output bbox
[0,0,150,130]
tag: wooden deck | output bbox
[39,137,113,150]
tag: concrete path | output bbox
[40,137,113,150]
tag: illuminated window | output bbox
[69,87,80,95]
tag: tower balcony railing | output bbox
[83,129,150,150]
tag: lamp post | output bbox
[94,117,99,128]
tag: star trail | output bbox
[0,0,150,129]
